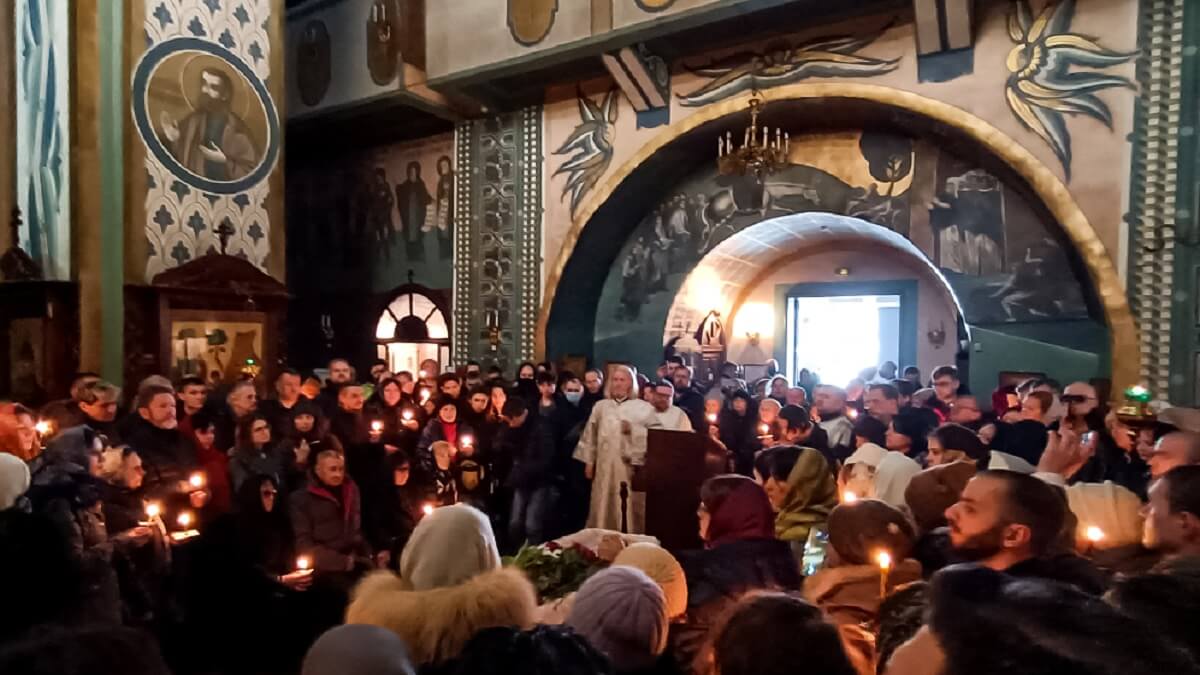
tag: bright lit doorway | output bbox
[780,281,917,389]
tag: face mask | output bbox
[564,391,583,404]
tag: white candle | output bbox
[188,472,205,489]
[296,555,311,571]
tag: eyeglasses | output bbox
[252,425,270,433]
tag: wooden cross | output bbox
[213,219,235,255]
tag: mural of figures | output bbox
[396,161,433,261]
[677,26,900,107]
[593,129,1090,363]
[286,133,454,295]
[1003,0,1136,180]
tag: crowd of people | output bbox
[3,354,1200,675]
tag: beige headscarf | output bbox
[400,504,500,590]
[613,543,688,620]
[873,452,923,508]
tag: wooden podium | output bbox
[634,429,729,552]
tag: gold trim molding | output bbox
[536,83,1140,391]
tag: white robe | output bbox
[573,397,656,533]
[651,406,693,432]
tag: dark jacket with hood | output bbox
[496,413,557,491]
[122,415,198,498]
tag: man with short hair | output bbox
[259,368,305,438]
[1143,465,1200,561]
[485,365,503,382]
[176,376,208,430]
[649,381,693,432]
[872,361,898,384]
[949,395,982,426]
[317,358,354,417]
[499,397,557,546]
[290,448,375,572]
[671,366,707,431]
[124,384,197,497]
[438,373,463,401]
[785,387,807,407]
[945,470,1103,593]
[215,380,258,452]
[931,365,961,407]
[419,359,440,387]
[536,372,558,417]
[58,380,123,440]
[1148,432,1200,479]
[864,384,900,424]
[814,385,854,459]
[369,359,390,383]
[903,366,922,388]
[777,404,833,466]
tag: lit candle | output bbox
[34,419,51,436]
[371,420,384,433]
[1085,526,1105,544]
[847,408,859,420]
[188,472,206,490]
[461,435,474,448]
[422,503,434,516]
[420,390,430,403]
[145,502,162,520]
[419,370,427,379]
[706,413,717,424]
[176,511,194,529]
[842,490,858,504]
[876,550,892,599]
[402,409,414,421]
[759,423,770,436]
[296,555,311,571]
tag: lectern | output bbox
[635,429,728,552]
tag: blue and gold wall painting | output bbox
[676,26,901,107]
[286,135,455,295]
[508,0,558,46]
[554,89,619,216]
[592,132,1090,365]
[139,0,279,280]
[1003,0,1136,180]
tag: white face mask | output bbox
[564,391,583,404]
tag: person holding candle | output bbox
[416,397,475,481]
[124,384,201,508]
[803,499,920,675]
[188,410,232,515]
[289,448,375,578]
[673,474,801,672]
[719,389,760,477]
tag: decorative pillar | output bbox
[1128,0,1185,402]
[453,106,543,371]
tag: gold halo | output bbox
[177,51,254,121]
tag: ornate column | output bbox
[453,106,543,371]
[1128,0,1186,401]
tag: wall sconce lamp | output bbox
[486,310,500,352]
[834,266,851,277]
[927,321,947,349]
[745,331,761,346]
[736,302,774,348]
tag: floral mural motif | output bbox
[1003,0,1136,180]
[676,26,901,107]
[553,90,619,216]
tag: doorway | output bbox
[779,280,918,389]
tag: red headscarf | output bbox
[704,476,777,549]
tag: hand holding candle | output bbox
[145,502,162,521]
[296,555,311,571]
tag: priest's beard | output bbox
[950,523,1008,562]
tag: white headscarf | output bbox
[873,452,923,508]
[399,504,500,591]
[0,453,31,510]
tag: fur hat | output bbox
[566,566,668,672]
[612,543,688,621]
[905,461,978,532]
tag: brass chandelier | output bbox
[717,90,789,178]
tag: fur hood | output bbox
[345,566,537,666]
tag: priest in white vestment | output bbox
[574,365,657,533]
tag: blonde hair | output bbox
[605,364,639,399]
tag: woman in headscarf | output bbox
[756,445,838,558]
[191,474,314,675]
[803,499,921,675]
[278,399,342,491]
[345,504,536,670]
[838,444,922,508]
[673,474,802,672]
[719,390,759,476]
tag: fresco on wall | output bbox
[554,90,619,215]
[1003,0,1136,180]
[140,0,278,280]
[287,134,455,294]
[677,25,901,107]
[595,131,1088,364]
[509,0,558,46]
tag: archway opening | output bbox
[544,87,1125,396]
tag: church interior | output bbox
[0,0,1184,404]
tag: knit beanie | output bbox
[905,461,977,532]
[612,543,688,621]
[566,566,668,672]
[0,453,31,510]
[302,625,415,675]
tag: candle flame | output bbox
[422,503,434,516]
[145,502,162,519]
[296,556,311,571]
[177,511,194,529]
[34,420,51,435]
[419,370,427,379]
[371,420,384,432]
[843,491,858,504]
[848,408,859,420]
[876,551,892,570]
[706,413,717,423]
[189,472,205,489]
[1085,526,1105,543]
[759,424,770,435]
[402,409,414,421]
[462,435,473,446]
